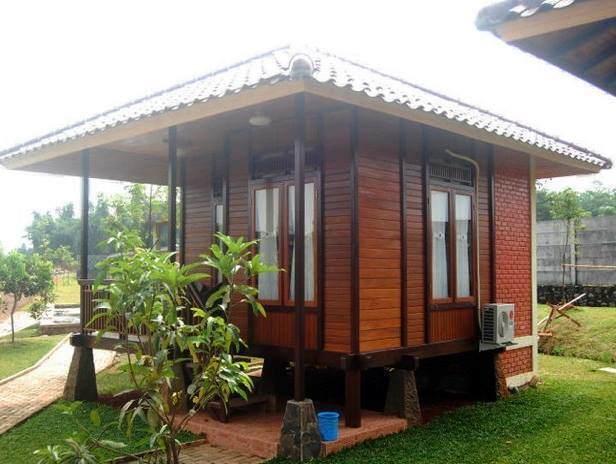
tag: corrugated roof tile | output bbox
[0,45,610,169]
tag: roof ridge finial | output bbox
[288,43,315,79]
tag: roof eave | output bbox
[482,0,616,43]
[0,78,307,170]
[303,79,609,174]
[0,77,608,175]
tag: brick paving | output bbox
[161,444,263,464]
[0,338,116,435]
[184,408,407,459]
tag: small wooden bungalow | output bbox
[0,46,610,459]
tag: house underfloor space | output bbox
[182,406,407,460]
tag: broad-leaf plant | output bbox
[36,232,277,464]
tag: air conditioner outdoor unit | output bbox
[482,303,515,345]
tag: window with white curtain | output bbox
[252,180,318,306]
[255,187,280,301]
[455,194,472,298]
[431,191,450,300]
[429,158,476,305]
[288,183,316,302]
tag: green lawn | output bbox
[54,273,80,305]
[538,305,616,363]
[0,327,66,380]
[270,355,616,464]
[0,401,196,463]
[96,355,135,396]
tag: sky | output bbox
[0,0,614,251]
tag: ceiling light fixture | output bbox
[249,111,271,127]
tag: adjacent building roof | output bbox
[476,1,616,96]
[0,45,611,169]
[476,0,580,30]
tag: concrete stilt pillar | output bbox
[384,369,422,427]
[278,399,323,461]
[63,346,97,401]
[494,353,510,399]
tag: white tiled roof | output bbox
[0,45,610,169]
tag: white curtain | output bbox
[256,188,279,300]
[289,183,315,301]
[431,191,449,299]
[456,194,471,298]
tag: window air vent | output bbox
[429,162,474,187]
[252,147,318,180]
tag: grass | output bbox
[54,273,80,305]
[0,326,66,380]
[0,401,196,463]
[270,355,616,464]
[538,304,616,363]
[96,355,135,396]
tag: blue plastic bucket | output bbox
[317,411,340,442]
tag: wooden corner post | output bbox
[346,107,362,428]
[168,126,178,256]
[294,93,306,402]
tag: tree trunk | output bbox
[560,219,571,304]
[10,298,18,344]
[165,437,180,464]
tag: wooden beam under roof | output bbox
[493,0,616,42]
[552,18,616,59]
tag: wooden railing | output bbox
[79,279,122,335]
[79,279,207,339]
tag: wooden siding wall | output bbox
[227,132,251,336]
[404,122,427,347]
[253,312,319,349]
[183,115,350,352]
[182,107,511,357]
[322,110,353,352]
[357,112,402,351]
[476,143,493,308]
[184,154,213,267]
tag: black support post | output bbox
[293,93,306,402]
[179,158,186,265]
[65,148,98,402]
[168,126,178,256]
[279,92,322,460]
[80,149,90,281]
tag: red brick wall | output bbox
[494,149,532,337]
[493,148,533,379]
[500,346,533,377]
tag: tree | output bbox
[0,251,54,343]
[536,182,616,221]
[52,246,78,282]
[547,188,588,302]
[102,184,168,248]
[535,187,553,221]
[26,205,80,258]
[578,182,616,217]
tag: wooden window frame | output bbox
[427,179,478,311]
[249,172,321,310]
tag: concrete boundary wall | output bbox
[537,216,616,286]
